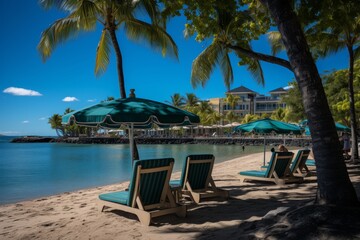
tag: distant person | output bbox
[278,144,288,152]
[242,145,245,151]
[341,132,351,159]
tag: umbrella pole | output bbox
[263,136,266,166]
[129,123,134,163]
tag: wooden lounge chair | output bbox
[170,154,229,204]
[290,149,312,177]
[98,158,186,226]
[239,151,301,185]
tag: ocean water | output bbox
[0,136,264,204]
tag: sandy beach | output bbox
[1,151,359,239]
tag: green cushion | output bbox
[99,158,174,207]
[169,179,181,188]
[99,191,129,205]
[239,170,267,178]
[306,159,316,166]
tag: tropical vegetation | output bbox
[38,0,178,98]
[159,0,358,205]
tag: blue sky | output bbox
[0,1,349,136]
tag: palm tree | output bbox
[224,94,240,110]
[271,108,287,121]
[190,5,266,90]
[241,114,260,124]
[38,0,178,98]
[166,93,185,108]
[64,108,74,114]
[260,0,358,205]
[225,111,239,123]
[184,93,199,111]
[268,0,360,162]
[206,111,222,125]
[48,114,64,136]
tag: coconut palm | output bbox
[38,0,178,98]
[224,93,240,110]
[268,0,360,161]
[48,114,64,136]
[241,114,260,124]
[184,93,199,111]
[190,5,265,90]
[166,93,185,108]
[261,0,358,205]
[225,111,239,123]
[271,108,287,121]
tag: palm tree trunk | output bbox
[106,10,126,99]
[260,0,358,205]
[347,45,359,162]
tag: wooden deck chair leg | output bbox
[137,212,151,226]
[185,182,199,203]
[239,176,246,183]
[209,178,229,199]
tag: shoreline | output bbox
[10,136,313,147]
[1,151,359,239]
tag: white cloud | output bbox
[3,87,42,96]
[87,99,97,102]
[39,117,47,121]
[22,120,29,124]
[62,97,79,102]
[284,85,294,90]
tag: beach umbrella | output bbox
[234,118,302,165]
[62,93,200,161]
[300,120,351,135]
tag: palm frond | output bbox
[306,29,345,59]
[267,31,284,56]
[234,44,264,86]
[246,57,265,86]
[134,0,163,26]
[219,50,234,89]
[95,29,111,76]
[39,0,79,11]
[69,0,98,30]
[191,42,223,88]
[123,18,178,58]
[37,17,79,61]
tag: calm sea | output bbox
[0,136,264,205]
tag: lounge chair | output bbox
[170,154,229,204]
[239,151,300,185]
[98,158,186,225]
[290,149,312,177]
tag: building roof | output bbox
[269,87,287,93]
[227,86,257,94]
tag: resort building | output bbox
[209,85,288,118]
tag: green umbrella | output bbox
[234,118,302,165]
[62,96,200,161]
[300,120,350,135]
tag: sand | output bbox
[0,151,359,240]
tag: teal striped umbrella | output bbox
[62,97,199,128]
[234,118,302,165]
[234,118,302,135]
[62,96,200,161]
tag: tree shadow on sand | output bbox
[156,176,360,239]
